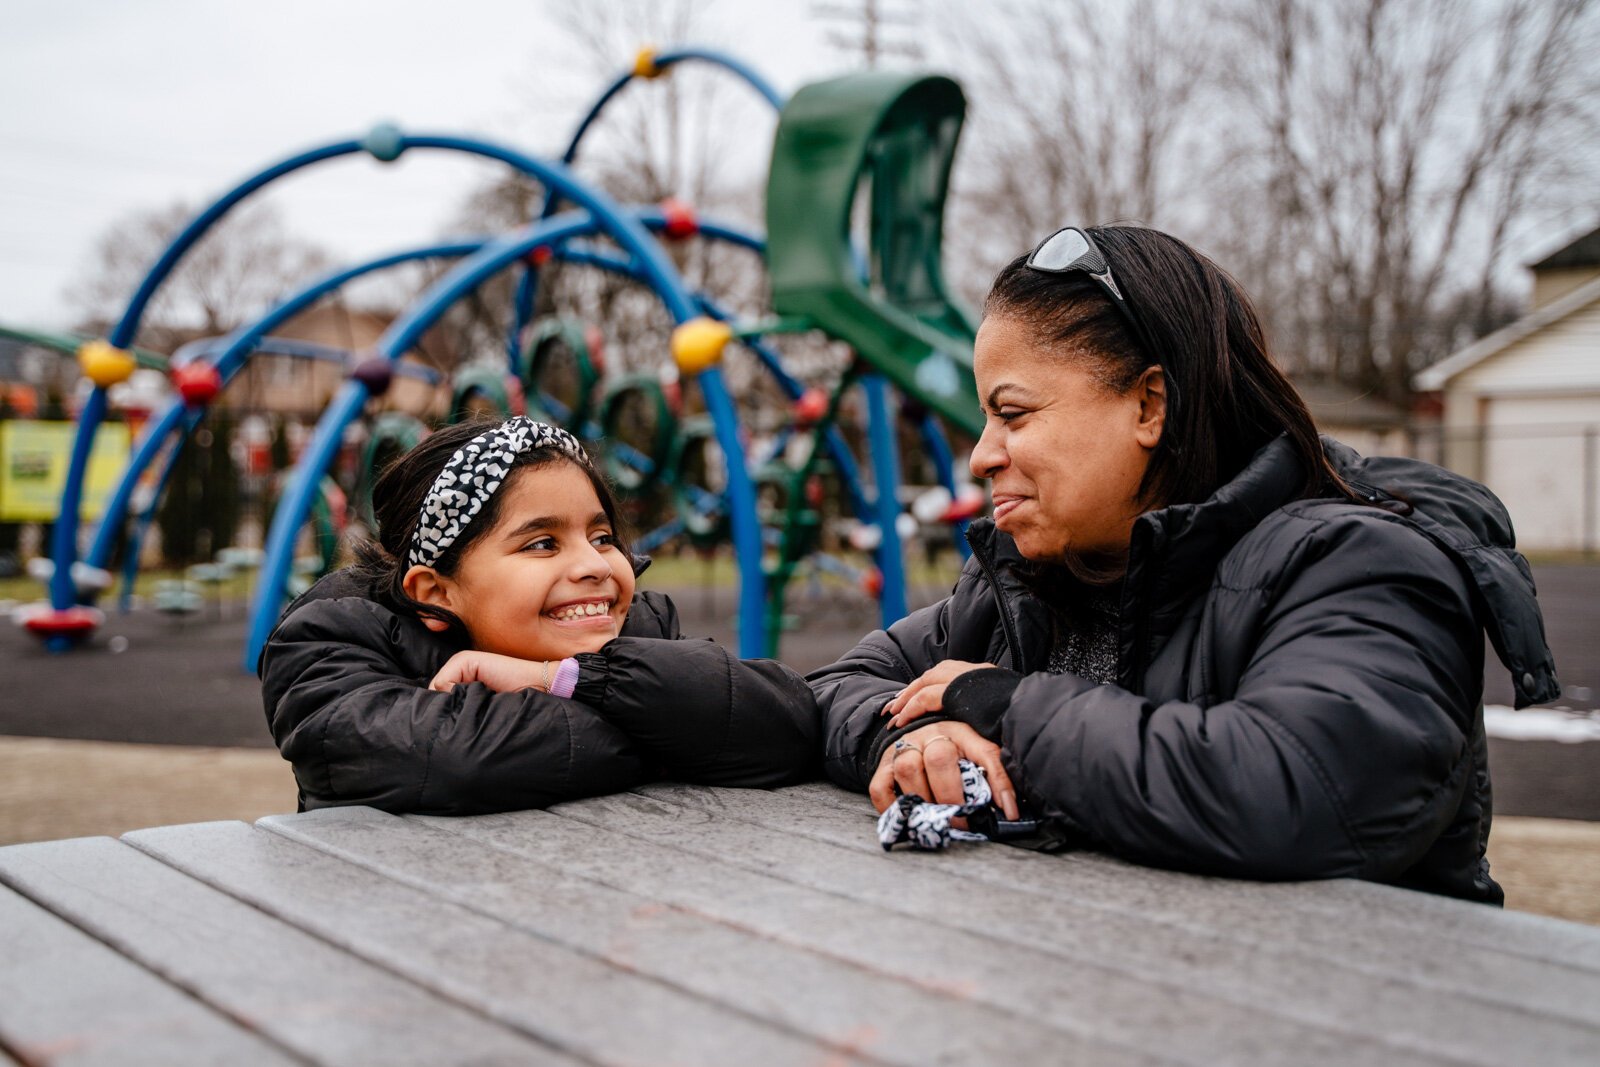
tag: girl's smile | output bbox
[545,597,618,625]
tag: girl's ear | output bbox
[403,565,454,633]
[1133,366,1167,449]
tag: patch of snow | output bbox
[1484,706,1600,744]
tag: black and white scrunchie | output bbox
[408,417,586,569]
[876,757,996,851]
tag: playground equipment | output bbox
[37,48,985,666]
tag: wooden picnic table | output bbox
[2,781,1598,1066]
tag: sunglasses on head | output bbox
[1026,226,1138,329]
[1025,226,1175,409]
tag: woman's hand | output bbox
[429,650,556,694]
[880,659,998,728]
[868,721,1019,820]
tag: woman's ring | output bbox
[892,740,921,759]
[923,735,958,753]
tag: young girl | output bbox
[260,416,819,815]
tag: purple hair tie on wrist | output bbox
[548,657,580,699]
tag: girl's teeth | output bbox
[553,602,608,620]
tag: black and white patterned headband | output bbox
[408,417,586,569]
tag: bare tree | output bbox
[1211,0,1600,400]
[68,201,331,353]
[931,0,1221,300]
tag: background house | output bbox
[1291,374,1413,459]
[1413,224,1600,553]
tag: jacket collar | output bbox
[964,435,1306,678]
[964,435,1558,705]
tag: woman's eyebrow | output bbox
[985,383,1031,409]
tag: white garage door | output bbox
[1482,394,1600,551]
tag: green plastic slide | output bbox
[765,72,980,437]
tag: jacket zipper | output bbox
[971,538,1027,673]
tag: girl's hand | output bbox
[868,722,1019,820]
[880,659,998,728]
[429,650,555,694]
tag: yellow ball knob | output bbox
[634,47,662,79]
[671,318,732,375]
[77,340,137,388]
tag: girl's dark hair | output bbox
[984,225,1354,511]
[353,417,633,641]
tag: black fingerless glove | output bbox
[940,668,1023,741]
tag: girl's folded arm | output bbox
[261,599,646,815]
[571,632,820,788]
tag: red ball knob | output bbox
[171,362,223,407]
[660,198,699,240]
[794,387,829,427]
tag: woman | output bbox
[810,225,1557,904]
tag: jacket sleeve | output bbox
[806,592,973,792]
[988,514,1484,883]
[261,599,646,815]
[572,594,820,787]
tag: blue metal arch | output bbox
[53,130,763,671]
[245,201,764,669]
[517,208,966,629]
[510,47,785,368]
[87,242,488,604]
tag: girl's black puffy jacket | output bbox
[810,437,1559,904]
[261,572,819,815]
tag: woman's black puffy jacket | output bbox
[810,437,1558,904]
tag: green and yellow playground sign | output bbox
[0,421,130,522]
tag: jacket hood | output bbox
[1321,437,1558,707]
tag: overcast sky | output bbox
[0,0,835,331]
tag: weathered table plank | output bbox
[0,880,294,1066]
[651,782,1600,1012]
[0,835,561,1066]
[548,787,1600,1065]
[261,805,1161,1067]
[123,819,875,1067]
[783,781,1600,970]
[426,806,1454,1067]
[3,782,1596,1067]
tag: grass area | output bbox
[638,549,966,590]
[0,566,257,604]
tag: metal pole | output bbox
[1585,426,1596,559]
[863,374,908,627]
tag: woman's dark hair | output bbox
[984,225,1354,511]
[352,417,633,641]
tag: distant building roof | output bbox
[1291,375,1408,429]
[1413,271,1600,391]
[1529,223,1600,271]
